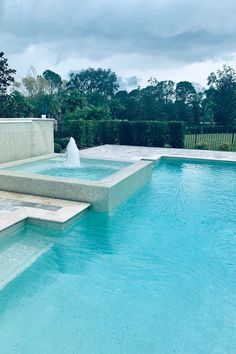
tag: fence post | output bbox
[231,132,235,151]
[194,132,197,146]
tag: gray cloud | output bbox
[1,0,236,82]
[118,76,141,91]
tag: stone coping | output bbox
[80,144,236,163]
[0,118,55,122]
[0,154,55,169]
[5,145,234,170]
[101,160,154,186]
[0,161,149,188]
[0,191,90,236]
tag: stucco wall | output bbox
[0,118,55,163]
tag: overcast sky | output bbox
[1,0,236,90]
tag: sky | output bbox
[1,0,236,90]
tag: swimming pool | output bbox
[3,157,131,181]
[0,158,236,354]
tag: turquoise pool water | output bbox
[4,157,131,180]
[0,158,236,354]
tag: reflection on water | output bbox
[0,159,235,354]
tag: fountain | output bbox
[64,137,81,168]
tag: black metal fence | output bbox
[55,122,236,152]
[185,125,236,151]
[54,122,70,138]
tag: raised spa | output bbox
[3,157,131,181]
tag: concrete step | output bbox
[0,235,52,290]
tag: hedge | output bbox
[65,120,184,149]
[54,143,62,153]
[168,121,185,148]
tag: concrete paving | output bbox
[0,191,90,234]
[81,144,236,162]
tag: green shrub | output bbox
[149,121,167,147]
[217,143,231,151]
[120,121,168,147]
[194,143,209,150]
[66,120,185,149]
[60,137,70,149]
[67,120,85,148]
[119,121,132,145]
[99,120,109,145]
[54,143,62,153]
[86,120,95,147]
[128,121,147,146]
[54,138,62,145]
[106,120,121,144]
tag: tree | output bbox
[58,89,87,116]
[112,90,129,119]
[201,95,214,124]
[31,94,61,118]
[7,91,34,117]
[139,81,176,121]
[109,97,126,120]
[156,81,176,121]
[176,81,196,102]
[21,67,49,97]
[67,68,119,97]
[65,103,111,121]
[206,65,236,125]
[84,105,111,120]
[157,81,175,105]
[139,85,159,120]
[43,70,62,95]
[175,81,201,125]
[0,52,16,117]
[119,81,176,121]
[0,52,16,96]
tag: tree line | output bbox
[0,51,236,126]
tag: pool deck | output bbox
[81,144,236,163]
[0,191,90,235]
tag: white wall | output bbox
[0,119,55,163]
